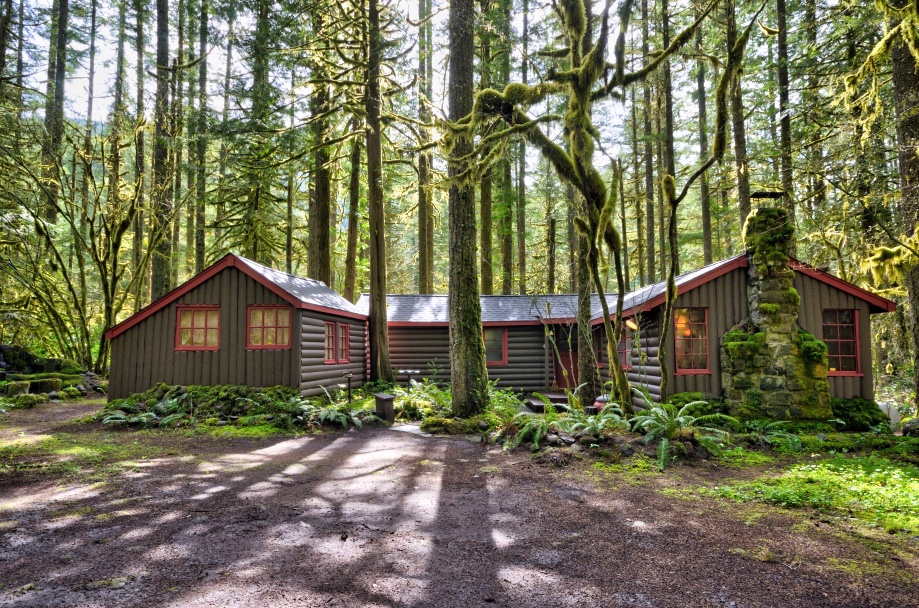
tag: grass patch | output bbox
[200,423,295,439]
[718,446,775,467]
[714,455,919,533]
[0,431,165,478]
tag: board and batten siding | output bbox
[793,272,873,400]
[388,325,550,392]
[668,266,750,398]
[299,313,367,397]
[108,267,300,399]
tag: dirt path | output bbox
[0,402,916,607]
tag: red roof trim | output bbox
[619,255,750,318]
[105,253,366,340]
[789,258,896,313]
[387,320,547,327]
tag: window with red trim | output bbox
[674,308,709,373]
[247,306,291,349]
[338,323,350,363]
[484,328,508,366]
[822,309,858,374]
[324,322,336,363]
[176,306,220,350]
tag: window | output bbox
[176,306,220,351]
[619,328,633,370]
[483,328,508,366]
[324,322,336,363]
[674,308,709,373]
[823,309,859,374]
[247,306,291,349]
[338,323,350,363]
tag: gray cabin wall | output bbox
[108,267,300,399]
[388,325,550,392]
[669,266,750,398]
[793,273,873,400]
[299,313,367,397]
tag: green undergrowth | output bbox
[712,455,919,533]
[96,383,382,432]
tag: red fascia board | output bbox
[789,259,896,313]
[616,255,750,319]
[387,320,545,327]
[105,253,366,340]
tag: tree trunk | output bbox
[41,0,68,223]
[500,162,513,295]
[344,118,361,302]
[367,0,394,382]
[109,0,126,216]
[416,0,433,293]
[479,12,493,295]
[216,12,234,244]
[194,0,207,273]
[150,0,172,299]
[696,16,712,265]
[448,0,487,416]
[727,0,751,225]
[133,0,146,308]
[577,235,597,404]
[0,0,13,91]
[642,0,655,282]
[567,184,577,292]
[80,0,97,238]
[776,0,795,242]
[172,0,184,283]
[892,6,919,415]
[630,89,645,284]
[308,10,332,284]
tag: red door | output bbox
[555,351,578,389]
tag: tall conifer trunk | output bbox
[448,0,487,415]
[777,0,795,243]
[416,0,433,293]
[150,0,172,299]
[133,0,147,308]
[696,16,712,265]
[367,0,394,382]
[727,0,751,224]
[194,0,207,273]
[641,0,655,282]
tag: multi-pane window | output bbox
[338,323,350,363]
[823,309,858,373]
[247,306,291,349]
[176,306,220,350]
[484,328,507,366]
[674,307,709,373]
[324,322,336,363]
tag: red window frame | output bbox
[338,323,350,363]
[674,307,710,375]
[246,305,292,350]
[324,322,337,363]
[822,308,861,376]
[175,305,220,351]
[484,327,508,366]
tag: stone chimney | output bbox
[721,208,832,420]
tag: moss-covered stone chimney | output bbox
[721,208,832,420]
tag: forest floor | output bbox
[0,401,917,608]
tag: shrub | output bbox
[9,393,49,408]
[3,381,29,396]
[830,397,890,432]
[60,386,82,400]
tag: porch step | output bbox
[525,391,568,413]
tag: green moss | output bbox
[759,303,781,316]
[723,330,767,360]
[419,417,470,435]
[3,381,29,397]
[830,397,890,432]
[7,393,48,408]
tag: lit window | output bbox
[338,323,350,363]
[247,306,291,349]
[823,309,858,373]
[176,306,220,350]
[324,322,336,363]
[674,308,708,373]
[484,328,508,366]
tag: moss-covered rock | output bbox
[9,393,49,408]
[419,417,470,435]
[28,378,62,394]
[3,381,29,396]
[830,397,890,432]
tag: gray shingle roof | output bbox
[355,293,618,323]
[236,255,365,316]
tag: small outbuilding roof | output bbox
[105,253,365,340]
[355,293,618,325]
